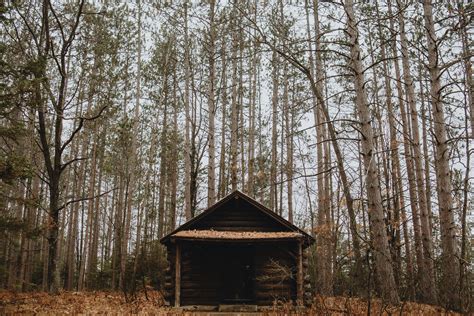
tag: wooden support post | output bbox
[175,243,181,307]
[297,240,303,305]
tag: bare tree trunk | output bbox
[344,0,399,304]
[79,131,97,290]
[460,76,471,314]
[218,38,228,199]
[183,2,192,220]
[292,0,364,293]
[423,0,460,309]
[87,127,106,288]
[459,5,474,136]
[230,5,240,192]
[279,103,284,217]
[41,207,49,291]
[372,3,403,289]
[377,0,415,299]
[169,67,179,231]
[247,2,257,196]
[239,37,246,192]
[458,6,473,311]
[323,123,333,295]
[283,63,293,223]
[311,33,329,293]
[396,0,437,303]
[207,0,217,206]
[270,49,279,210]
[113,174,125,290]
[419,71,434,234]
[386,1,428,299]
[158,83,169,238]
[66,141,86,290]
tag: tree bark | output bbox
[396,0,437,303]
[247,2,257,197]
[344,0,399,304]
[270,49,279,210]
[423,0,460,309]
[207,0,217,206]
[183,2,192,220]
[230,4,240,192]
[218,38,228,199]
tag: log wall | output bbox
[163,241,312,306]
[189,199,293,232]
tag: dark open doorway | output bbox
[219,244,255,304]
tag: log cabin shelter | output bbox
[160,190,315,308]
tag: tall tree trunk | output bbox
[284,63,293,223]
[247,2,257,196]
[230,5,240,192]
[396,0,437,303]
[218,38,228,199]
[344,0,399,304]
[207,0,217,206]
[168,67,179,231]
[387,0,427,298]
[113,175,125,290]
[79,131,97,290]
[419,71,434,234]
[239,41,246,192]
[158,79,169,238]
[308,0,356,294]
[183,2,192,220]
[270,49,279,210]
[378,0,415,299]
[422,0,460,309]
[458,4,474,136]
[87,127,106,288]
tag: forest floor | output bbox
[0,290,461,315]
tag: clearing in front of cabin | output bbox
[0,291,460,315]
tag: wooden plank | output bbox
[175,243,181,307]
[198,220,282,226]
[181,292,219,298]
[296,241,303,305]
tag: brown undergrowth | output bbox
[0,291,460,315]
[257,296,460,315]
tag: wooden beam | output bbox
[296,241,303,305]
[175,243,181,307]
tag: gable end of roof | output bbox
[160,190,315,245]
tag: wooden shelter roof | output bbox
[171,230,303,240]
[160,190,315,246]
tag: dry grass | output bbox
[307,296,460,315]
[0,291,461,315]
[0,290,166,315]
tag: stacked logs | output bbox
[162,248,175,305]
[303,248,312,306]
